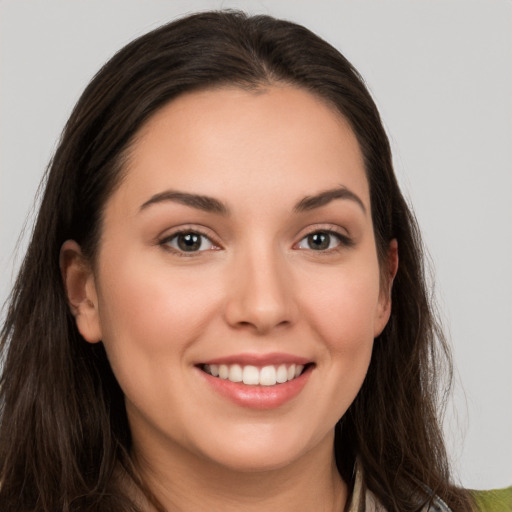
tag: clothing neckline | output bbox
[345,460,452,512]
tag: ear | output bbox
[60,240,102,343]
[374,239,399,338]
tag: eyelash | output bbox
[295,228,354,252]
[158,226,353,256]
[159,228,220,257]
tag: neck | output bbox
[129,432,347,512]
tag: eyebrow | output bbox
[139,186,366,216]
[293,186,367,214]
[140,190,230,215]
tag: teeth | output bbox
[219,364,229,379]
[276,364,288,383]
[203,363,306,386]
[242,365,259,385]
[260,366,276,386]
[229,364,243,382]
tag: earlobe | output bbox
[374,239,399,337]
[60,240,102,343]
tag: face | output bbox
[64,86,395,474]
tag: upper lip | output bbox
[199,352,312,366]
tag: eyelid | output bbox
[157,225,222,254]
[295,223,352,241]
[293,224,354,250]
[155,223,353,255]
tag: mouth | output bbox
[197,356,314,409]
[200,362,312,387]
[201,364,308,386]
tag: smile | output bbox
[202,363,306,386]
[197,354,314,409]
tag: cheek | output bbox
[301,263,382,351]
[286,268,379,435]
[301,264,380,419]
[95,254,222,362]
[94,255,226,429]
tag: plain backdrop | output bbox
[1,0,510,490]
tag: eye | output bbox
[296,231,347,251]
[161,231,216,253]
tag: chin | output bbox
[194,426,332,474]
[207,448,304,474]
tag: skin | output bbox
[61,85,397,512]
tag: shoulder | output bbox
[471,487,512,512]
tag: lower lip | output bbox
[198,366,313,410]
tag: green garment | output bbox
[472,487,512,512]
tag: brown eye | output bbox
[163,232,215,253]
[178,233,202,251]
[307,232,331,250]
[296,231,347,251]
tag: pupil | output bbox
[178,233,201,251]
[308,232,329,250]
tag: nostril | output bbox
[223,273,298,334]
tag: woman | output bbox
[0,10,479,512]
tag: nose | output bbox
[223,246,298,334]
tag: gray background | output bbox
[1,0,510,489]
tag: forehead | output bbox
[116,85,369,213]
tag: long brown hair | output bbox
[0,10,473,512]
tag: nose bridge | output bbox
[224,236,296,333]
